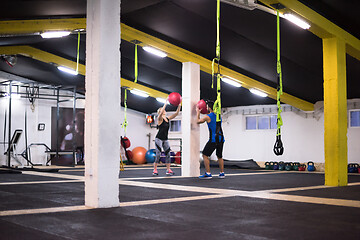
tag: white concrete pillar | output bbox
[85,0,121,208]
[181,62,200,177]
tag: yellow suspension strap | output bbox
[76,32,80,74]
[211,0,221,89]
[212,0,224,143]
[273,9,284,156]
[134,43,138,83]
[120,88,128,171]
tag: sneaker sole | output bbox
[218,176,225,179]
[199,177,212,179]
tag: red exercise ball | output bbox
[168,92,182,106]
[121,137,131,149]
[175,151,181,164]
[132,147,147,164]
[197,99,208,114]
[126,150,133,161]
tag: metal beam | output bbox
[0,19,314,110]
[0,18,86,36]
[0,46,168,100]
[259,0,360,61]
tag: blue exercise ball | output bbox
[145,149,156,163]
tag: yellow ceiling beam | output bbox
[0,45,168,99]
[0,45,85,74]
[0,18,86,35]
[121,79,168,99]
[259,0,360,61]
[0,19,314,111]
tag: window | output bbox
[350,110,360,127]
[258,116,269,129]
[246,115,277,130]
[170,120,181,132]
[246,116,257,130]
[270,115,278,129]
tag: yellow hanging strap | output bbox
[134,44,138,83]
[214,0,222,123]
[274,9,284,156]
[76,32,80,74]
[215,0,220,59]
[120,89,128,171]
[120,152,125,171]
[211,0,221,89]
[213,74,222,122]
[122,89,128,135]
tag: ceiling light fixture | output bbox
[249,88,268,97]
[130,89,149,98]
[156,97,167,104]
[283,14,310,29]
[221,77,242,87]
[142,46,167,58]
[40,31,71,38]
[57,66,78,75]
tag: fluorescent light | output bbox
[142,46,167,58]
[249,88,267,97]
[130,89,149,98]
[156,97,167,104]
[283,14,310,29]
[41,31,71,38]
[222,77,242,87]
[57,66,78,75]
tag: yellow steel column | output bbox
[323,37,348,186]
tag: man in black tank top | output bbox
[153,98,181,176]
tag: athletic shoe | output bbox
[166,169,174,176]
[199,172,212,179]
[218,172,225,179]
[152,170,158,176]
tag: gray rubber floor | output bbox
[0,166,359,240]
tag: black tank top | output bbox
[156,117,170,140]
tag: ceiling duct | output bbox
[220,0,257,10]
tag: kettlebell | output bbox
[307,161,316,172]
[293,162,300,171]
[273,161,279,170]
[279,161,285,171]
[265,162,271,170]
[298,164,306,171]
[285,162,292,171]
[348,163,359,173]
[269,161,275,170]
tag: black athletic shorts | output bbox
[202,141,224,158]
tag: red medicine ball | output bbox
[168,92,182,106]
